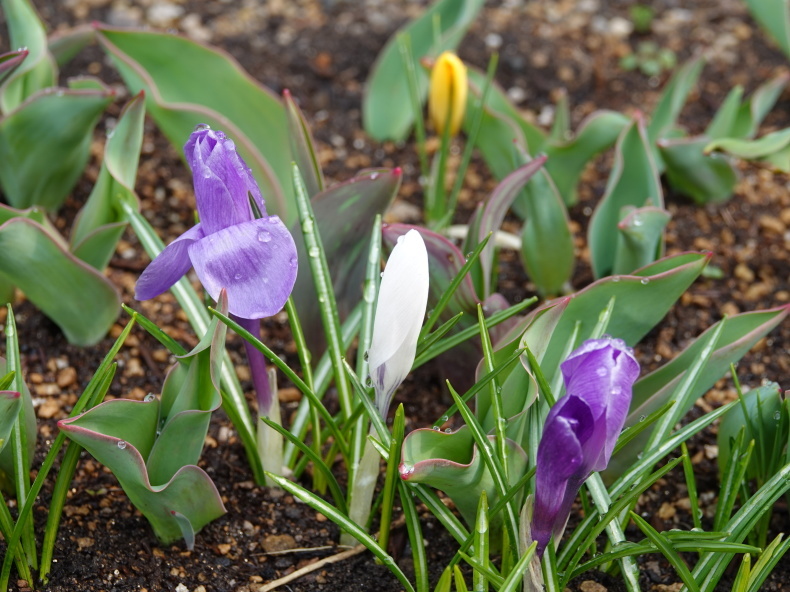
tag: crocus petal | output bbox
[188,216,297,319]
[185,126,266,234]
[532,395,595,554]
[136,224,205,301]
[367,229,429,415]
[560,337,639,469]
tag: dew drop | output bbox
[290,257,298,268]
[639,414,646,422]
[432,426,440,431]
[117,440,127,450]
[302,219,314,234]
[194,123,211,132]
[444,428,452,433]
[370,173,379,180]
[144,393,156,402]
[611,276,620,283]
[363,351,369,361]
[234,273,243,280]
[640,278,649,285]
[774,410,781,421]
[440,415,449,422]
[308,246,320,258]
[611,386,622,395]
[632,216,643,227]
[596,367,607,377]
[257,230,272,243]
[365,376,373,387]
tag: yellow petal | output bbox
[428,52,467,137]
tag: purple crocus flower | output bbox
[136,125,297,320]
[531,337,639,556]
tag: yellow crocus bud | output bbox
[428,51,467,137]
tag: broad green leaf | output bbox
[0,0,57,112]
[612,306,790,473]
[291,169,400,356]
[613,206,671,275]
[589,117,663,278]
[72,91,145,269]
[0,392,21,454]
[659,136,738,204]
[363,0,485,141]
[647,56,704,143]
[543,110,629,206]
[147,301,226,485]
[48,24,95,68]
[284,89,324,198]
[0,49,28,86]
[705,128,790,161]
[731,73,788,139]
[744,0,790,59]
[0,81,114,210]
[504,251,710,387]
[466,66,546,153]
[704,85,744,140]
[464,157,548,297]
[0,216,120,345]
[58,409,225,545]
[95,25,295,222]
[519,165,575,296]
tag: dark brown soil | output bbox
[2,0,790,590]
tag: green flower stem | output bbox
[378,405,405,555]
[584,474,641,592]
[343,430,381,547]
[397,33,429,180]
[292,164,353,419]
[474,491,489,592]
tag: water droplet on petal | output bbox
[258,230,272,243]
[234,273,243,280]
[194,123,211,132]
[117,440,127,450]
[596,367,607,377]
[611,386,622,395]
[289,257,298,268]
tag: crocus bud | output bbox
[428,51,467,137]
[367,229,429,416]
[531,337,639,556]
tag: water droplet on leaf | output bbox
[117,440,127,450]
[308,246,320,258]
[144,394,156,402]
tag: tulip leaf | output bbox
[284,90,324,199]
[542,110,630,207]
[0,391,21,454]
[94,25,294,223]
[466,66,546,153]
[464,156,548,298]
[0,81,114,210]
[659,136,738,205]
[58,309,229,545]
[589,117,663,279]
[401,427,528,530]
[705,86,744,141]
[0,217,120,345]
[291,169,400,355]
[48,24,96,68]
[744,0,790,60]
[72,92,145,269]
[731,73,788,139]
[0,0,56,112]
[519,165,575,296]
[363,0,485,141]
[0,49,28,86]
[626,306,789,435]
[503,252,710,391]
[612,206,672,276]
[647,56,704,144]
[705,128,790,164]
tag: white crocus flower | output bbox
[367,229,429,416]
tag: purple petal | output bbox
[188,217,297,319]
[185,127,266,235]
[136,224,205,300]
[533,395,595,555]
[560,337,639,468]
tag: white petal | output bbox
[367,229,429,414]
